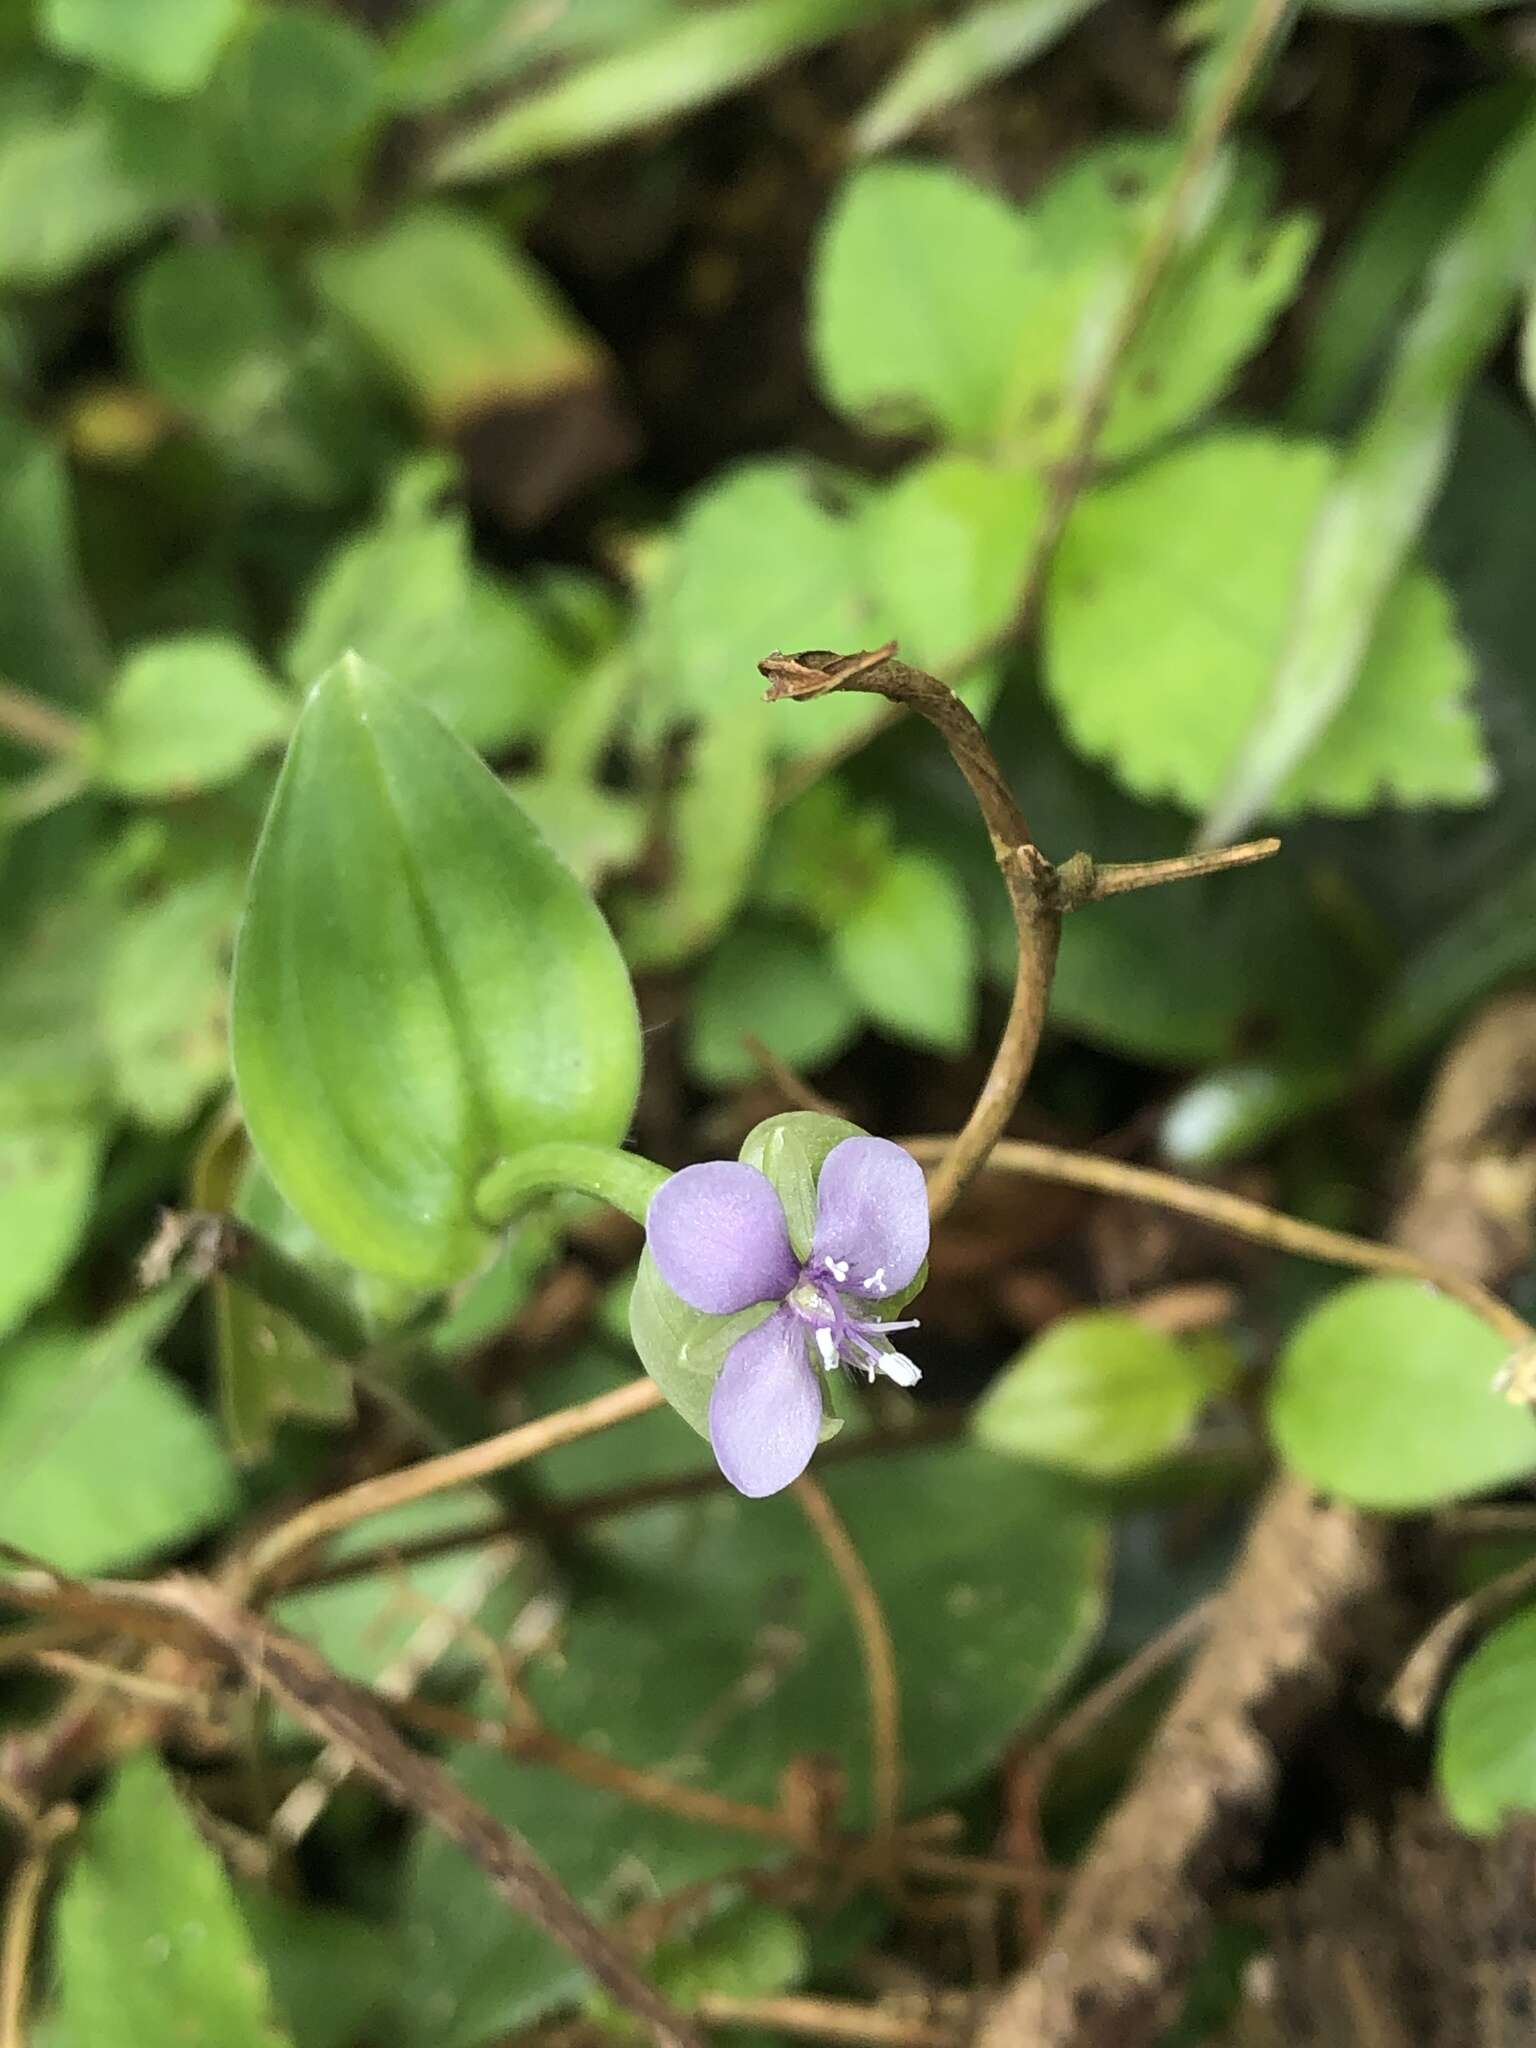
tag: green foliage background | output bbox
[6,0,1536,2039]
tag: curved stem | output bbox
[475,1142,669,1229]
[243,1377,664,1592]
[762,646,1058,1221]
[903,1134,1532,1349]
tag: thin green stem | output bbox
[474,1143,669,1230]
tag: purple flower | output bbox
[645,1136,929,1498]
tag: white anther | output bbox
[815,1327,839,1371]
[863,1267,887,1296]
[824,1257,849,1283]
[877,1351,920,1388]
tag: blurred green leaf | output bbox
[275,1494,511,1688]
[285,464,578,751]
[757,776,894,932]
[831,848,975,1052]
[859,454,1044,673]
[91,636,292,798]
[619,707,772,967]
[129,239,297,426]
[815,145,1310,466]
[853,0,1100,155]
[232,657,641,1285]
[309,204,609,427]
[0,1119,101,1340]
[1269,1278,1536,1509]
[428,0,914,184]
[0,1292,236,1571]
[0,413,108,707]
[639,460,884,758]
[396,1387,1105,2046]
[103,869,240,1128]
[204,4,381,214]
[506,775,643,889]
[49,1753,295,2048]
[0,876,114,1122]
[1047,431,1488,816]
[240,1887,396,2048]
[688,918,861,1087]
[814,159,1039,441]
[1159,1062,1351,1167]
[0,89,166,287]
[1291,84,1534,432]
[975,1310,1220,1477]
[41,0,241,96]
[385,0,681,111]
[1437,1603,1536,1833]
[645,1900,807,2011]
[1001,140,1314,467]
[1201,107,1536,842]
[1369,849,1536,1068]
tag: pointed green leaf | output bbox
[232,657,641,1286]
[1269,1277,1536,1509]
[49,1754,295,2048]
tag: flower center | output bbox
[781,1262,919,1383]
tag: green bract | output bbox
[231,656,641,1287]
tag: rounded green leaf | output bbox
[813,161,1039,441]
[1438,1603,1536,1834]
[92,636,293,798]
[231,656,641,1286]
[975,1310,1218,1477]
[688,919,861,1088]
[42,0,242,96]
[1269,1277,1536,1508]
[0,1118,102,1343]
[859,454,1045,674]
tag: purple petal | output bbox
[708,1308,822,1497]
[811,1136,929,1299]
[646,1161,798,1315]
